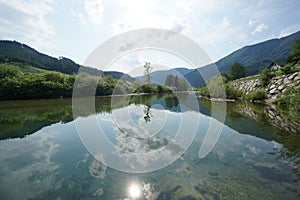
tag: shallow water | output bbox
[0,94,299,199]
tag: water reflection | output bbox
[0,94,300,199]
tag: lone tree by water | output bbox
[144,62,152,83]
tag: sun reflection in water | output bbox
[128,183,141,199]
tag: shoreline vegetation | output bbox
[197,36,300,110]
[0,62,192,100]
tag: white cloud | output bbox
[164,17,189,32]
[177,1,196,14]
[0,0,55,49]
[70,7,86,24]
[111,16,189,34]
[279,29,292,38]
[84,0,104,24]
[251,23,268,35]
[222,17,230,27]
[0,0,53,16]
[248,19,256,26]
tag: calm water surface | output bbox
[0,94,299,199]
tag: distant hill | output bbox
[0,40,135,81]
[184,31,300,87]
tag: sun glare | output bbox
[128,183,141,199]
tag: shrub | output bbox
[225,84,243,99]
[260,68,274,87]
[245,89,265,101]
[277,88,300,111]
[198,85,210,97]
[156,84,170,93]
[279,63,294,75]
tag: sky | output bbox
[1,0,300,75]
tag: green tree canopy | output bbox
[288,36,300,64]
[164,75,189,91]
[229,62,247,80]
[165,75,174,87]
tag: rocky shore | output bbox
[231,71,300,102]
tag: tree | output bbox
[144,62,152,83]
[0,63,21,79]
[165,75,174,87]
[178,78,189,91]
[288,36,300,64]
[260,68,273,87]
[174,76,179,89]
[206,75,226,98]
[221,71,230,82]
[229,62,247,80]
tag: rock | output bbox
[283,78,291,84]
[269,88,277,94]
[278,85,284,91]
[270,84,276,90]
[282,88,287,94]
[271,95,277,100]
[288,72,298,80]
[268,110,275,116]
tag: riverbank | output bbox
[230,71,300,103]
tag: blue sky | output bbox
[1,0,300,75]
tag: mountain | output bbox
[0,40,134,81]
[136,65,193,85]
[184,31,300,87]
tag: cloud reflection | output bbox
[0,130,61,199]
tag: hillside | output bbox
[0,40,134,81]
[183,31,300,87]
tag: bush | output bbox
[198,85,210,97]
[277,88,300,111]
[260,68,274,87]
[245,89,265,101]
[225,83,243,99]
[156,84,170,93]
[279,63,294,75]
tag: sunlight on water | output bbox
[128,183,141,199]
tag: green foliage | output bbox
[165,75,174,87]
[244,89,266,101]
[43,71,65,83]
[0,63,21,79]
[139,83,154,93]
[164,75,189,91]
[198,85,210,97]
[200,75,226,98]
[279,63,295,75]
[164,94,179,108]
[277,88,300,112]
[156,84,170,93]
[199,76,243,99]
[260,68,274,87]
[229,62,247,80]
[225,83,243,99]
[221,71,230,82]
[0,63,135,100]
[287,36,300,64]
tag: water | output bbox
[0,94,299,199]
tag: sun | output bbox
[128,183,141,199]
